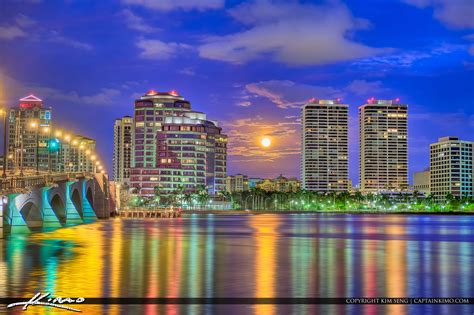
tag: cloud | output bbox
[27,87,121,106]
[0,26,26,40]
[238,79,391,110]
[403,0,474,29]
[198,1,388,65]
[355,43,465,68]
[47,31,93,51]
[122,0,224,11]
[15,14,36,28]
[0,70,120,106]
[223,116,300,159]
[236,101,251,107]
[0,15,93,51]
[80,88,121,105]
[243,80,340,109]
[223,114,302,177]
[136,38,192,59]
[345,80,388,96]
[178,67,196,76]
[120,9,160,33]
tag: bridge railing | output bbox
[0,172,95,192]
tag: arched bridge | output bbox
[0,172,110,235]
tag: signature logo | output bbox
[7,292,85,312]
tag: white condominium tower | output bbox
[430,137,473,200]
[359,98,408,193]
[301,99,349,192]
[113,116,133,184]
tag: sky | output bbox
[0,0,473,185]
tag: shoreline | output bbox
[182,210,474,215]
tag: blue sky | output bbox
[1,0,473,184]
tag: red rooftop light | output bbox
[395,97,400,102]
[147,90,157,95]
[367,97,376,104]
[169,90,178,96]
[309,97,317,103]
[19,94,42,102]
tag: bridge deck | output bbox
[0,172,94,193]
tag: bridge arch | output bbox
[86,187,94,209]
[71,188,83,218]
[19,202,43,229]
[50,194,67,224]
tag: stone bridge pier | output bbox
[1,174,110,235]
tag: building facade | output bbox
[7,95,52,173]
[413,169,430,196]
[129,90,227,196]
[301,99,349,191]
[57,135,96,173]
[248,178,263,189]
[359,98,408,193]
[226,174,249,193]
[258,175,300,192]
[113,116,133,184]
[430,137,473,200]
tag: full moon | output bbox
[261,137,271,148]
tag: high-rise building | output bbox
[129,90,227,196]
[57,135,96,173]
[226,174,249,193]
[301,99,349,191]
[430,137,473,200]
[359,98,408,193]
[413,169,430,196]
[7,95,52,173]
[113,116,133,184]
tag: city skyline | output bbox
[1,0,473,182]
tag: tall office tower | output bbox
[430,137,473,200]
[301,99,349,191]
[130,90,227,196]
[7,95,52,173]
[359,98,408,193]
[113,116,133,184]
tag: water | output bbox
[1,214,473,314]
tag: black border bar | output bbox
[1,298,473,305]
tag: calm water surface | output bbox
[1,214,473,314]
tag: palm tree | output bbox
[171,184,185,207]
[183,193,193,209]
[153,186,161,207]
[196,184,210,209]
